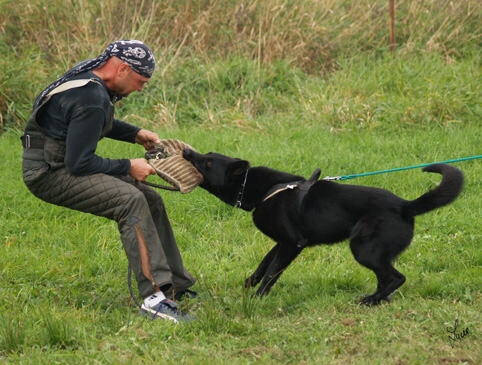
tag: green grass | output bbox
[1,0,481,128]
[2,90,482,363]
[1,0,482,363]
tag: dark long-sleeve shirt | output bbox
[36,71,140,176]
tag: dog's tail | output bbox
[404,163,464,217]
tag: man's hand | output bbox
[135,129,161,150]
[129,158,156,181]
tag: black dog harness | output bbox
[235,168,322,208]
[263,168,322,202]
[263,180,313,202]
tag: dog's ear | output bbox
[227,160,249,179]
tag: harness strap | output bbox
[20,134,44,149]
[263,183,298,202]
[21,79,99,150]
[262,180,317,202]
[46,79,95,98]
[262,168,321,202]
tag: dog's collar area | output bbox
[235,169,249,208]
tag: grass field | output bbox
[1,0,482,363]
[2,110,482,363]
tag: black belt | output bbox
[20,134,45,149]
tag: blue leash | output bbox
[322,154,482,181]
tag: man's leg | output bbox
[23,163,173,298]
[127,177,196,295]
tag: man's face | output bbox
[115,63,150,97]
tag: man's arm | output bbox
[65,107,131,176]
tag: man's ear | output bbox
[227,160,249,179]
[118,62,132,76]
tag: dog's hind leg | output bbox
[359,265,406,305]
[255,242,303,296]
[245,243,280,288]
[349,217,411,305]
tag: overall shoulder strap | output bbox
[22,78,102,145]
[46,78,99,97]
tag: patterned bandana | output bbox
[33,39,156,110]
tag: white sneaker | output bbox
[140,298,192,323]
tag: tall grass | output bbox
[1,0,481,129]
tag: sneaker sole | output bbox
[140,306,180,323]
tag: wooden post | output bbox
[389,0,395,52]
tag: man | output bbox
[21,40,196,323]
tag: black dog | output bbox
[180,149,464,305]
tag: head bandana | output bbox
[33,39,156,110]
